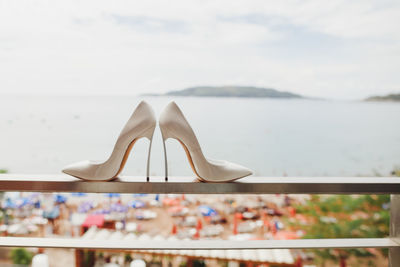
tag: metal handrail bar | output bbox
[0,174,399,194]
[0,237,397,250]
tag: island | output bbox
[365,93,400,102]
[146,86,303,98]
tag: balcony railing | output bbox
[0,174,399,266]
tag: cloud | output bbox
[0,0,399,98]
[110,15,188,34]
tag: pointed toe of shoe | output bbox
[62,160,93,180]
[227,162,253,180]
[62,166,73,176]
[239,166,253,177]
[200,159,253,182]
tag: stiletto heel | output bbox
[146,139,152,182]
[144,126,155,182]
[161,133,168,181]
[159,101,253,182]
[62,101,156,181]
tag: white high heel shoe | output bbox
[159,101,253,182]
[62,101,156,181]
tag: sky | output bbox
[0,0,399,99]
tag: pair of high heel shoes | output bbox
[62,101,253,182]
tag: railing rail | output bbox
[0,174,399,194]
[0,237,397,250]
[0,174,399,266]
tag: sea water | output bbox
[0,95,399,177]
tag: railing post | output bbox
[390,195,400,267]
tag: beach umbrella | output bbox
[54,194,67,204]
[111,203,128,213]
[26,197,39,206]
[130,200,146,209]
[15,197,30,208]
[168,205,188,217]
[130,259,146,267]
[105,193,121,198]
[168,205,183,213]
[78,202,94,213]
[27,193,41,208]
[32,254,49,267]
[71,192,88,197]
[32,200,41,209]
[2,198,16,209]
[43,206,60,219]
[162,197,180,206]
[198,205,218,217]
[135,210,157,220]
[126,223,137,232]
[82,214,105,228]
[93,209,111,215]
[133,194,148,198]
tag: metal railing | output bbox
[0,174,399,266]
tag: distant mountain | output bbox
[365,93,400,102]
[148,86,303,98]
